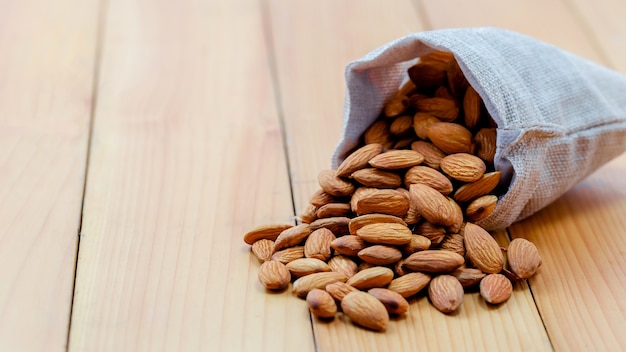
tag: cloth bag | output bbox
[332,27,626,230]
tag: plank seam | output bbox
[65,0,110,349]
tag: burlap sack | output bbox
[332,27,626,230]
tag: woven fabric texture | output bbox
[332,27,626,230]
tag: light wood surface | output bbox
[1,0,625,351]
[0,0,98,350]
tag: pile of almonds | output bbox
[243,51,542,332]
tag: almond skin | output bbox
[387,272,432,298]
[300,203,318,224]
[369,150,424,170]
[258,260,291,290]
[463,86,481,129]
[356,222,413,246]
[346,266,394,290]
[427,122,472,154]
[355,189,410,217]
[480,274,512,304]
[318,169,355,197]
[428,275,464,313]
[328,255,359,279]
[414,97,459,121]
[309,189,344,207]
[474,128,497,164]
[358,245,403,265]
[325,281,358,302]
[466,195,498,222]
[368,288,410,315]
[409,184,457,227]
[271,246,305,264]
[454,171,501,203]
[413,113,441,140]
[414,221,446,246]
[364,119,392,147]
[507,238,542,279]
[316,203,352,219]
[307,289,337,319]
[349,214,407,235]
[330,235,366,257]
[411,140,446,169]
[336,143,384,177]
[251,239,274,262]
[401,235,431,256]
[309,217,350,236]
[341,291,389,331]
[383,95,409,117]
[351,168,403,188]
[273,224,312,252]
[464,222,504,274]
[452,267,487,288]
[243,224,293,245]
[404,166,453,195]
[404,250,465,273]
[304,228,336,261]
[440,234,466,257]
[286,258,331,278]
[389,115,414,135]
[440,153,486,183]
[292,272,347,299]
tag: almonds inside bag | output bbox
[243,52,542,332]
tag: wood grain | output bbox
[266,1,550,350]
[68,0,313,351]
[0,0,98,350]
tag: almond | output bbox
[336,143,384,177]
[383,95,409,117]
[355,223,413,245]
[350,187,378,213]
[440,234,466,257]
[316,203,352,219]
[355,189,410,217]
[309,217,350,236]
[394,259,410,276]
[452,267,486,288]
[413,113,441,140]
[286,258,331,278]
[341,291,389,331]
[271,246,305,264]
[369,150,424,169]
[463,222,503,274]
[309,189,345,207]
[389,115,414,135]
[411,140,446,169]
[446,197,464,234]
[351,168,402,188]
[358,245,403,265]
[474,128,497,164]
[258,260,291,290]
[466,195,497,222]
[273,224,312,252]
[447,58,469,97]
[409,184,456,227]
[304,228,336,261]
[454,171,501,203]
[306,289,337,318]
[440,153,486,183]
[408,60,448,89]
[251,239,274,262]
[368,288,410,315]
[415,97,459,122]
[404,250,465,273]
[434,86,454,100]
[364,119,392,147]
[243,224,293,245]
[387,272,431,298]
[348,213,407,235]
[346,266,394,290]
[292,272,347,299]
[396,79,417,97]
[300,203,318,224]
[401,235,431,256]
[318,169,355,197]
[507,238,542,279]
[328,255,358,279]
[428,275,464,313]
[393,136,417,149]
[330,235,366,257]
[414,221,446,246]
[427,122,472,154]
[404,166,453,195]
[396,187,421,225]
[463,86,481,129]
[325,281,358,302]
[480,273,512,304]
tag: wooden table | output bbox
[1,0,625,351]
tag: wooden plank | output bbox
[566,0,626,72]
[0,0,99,350]
[420,0,626,349]
[68,0,313,351]
[266,1,550,350]
[420,0,608,65]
